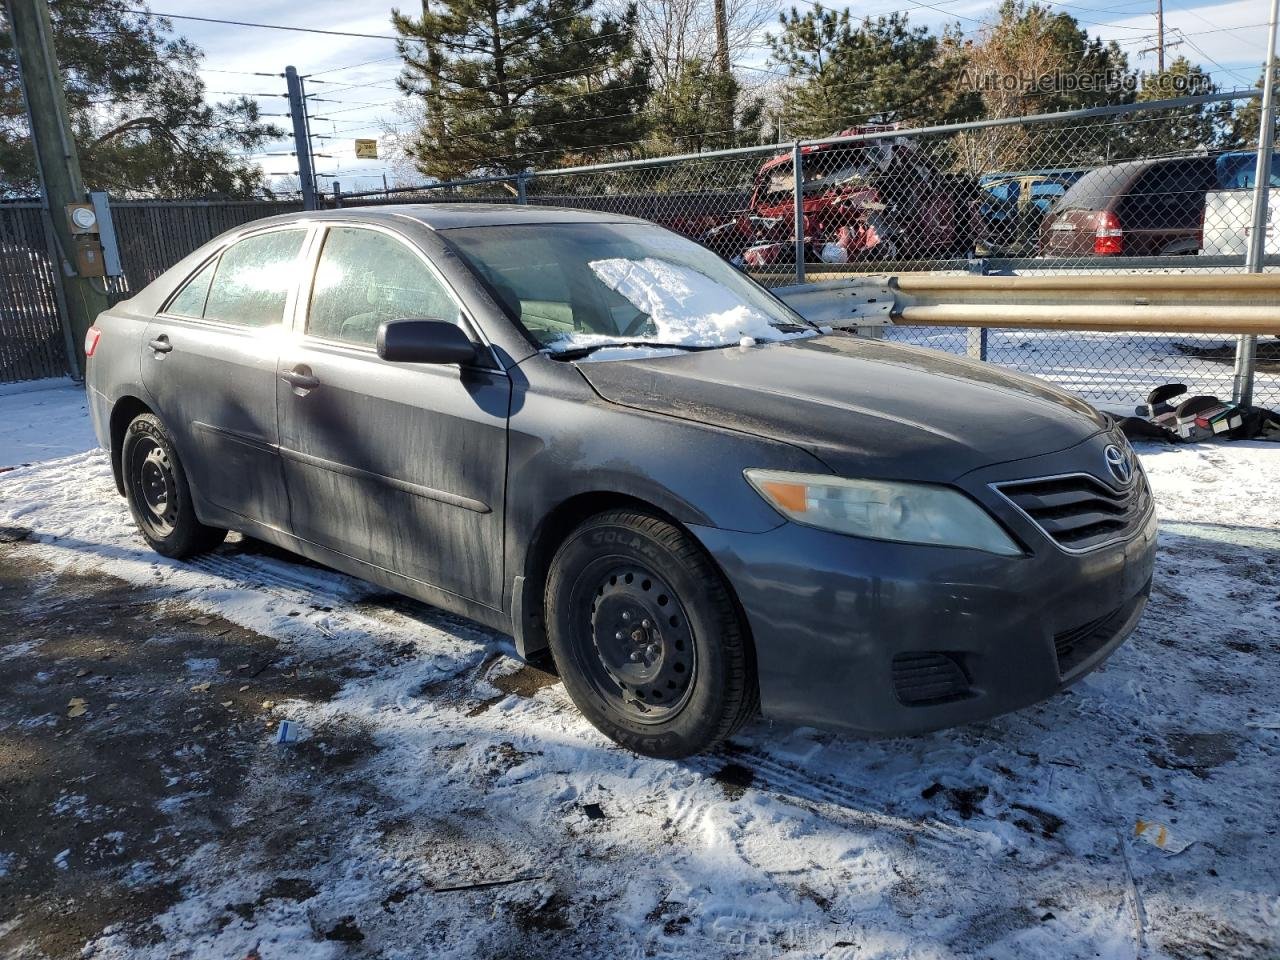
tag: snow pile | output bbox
[587,257,785,346]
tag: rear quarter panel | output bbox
[85,300,151,451]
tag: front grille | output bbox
[994,470,1151,553]
[1053,602,1129,676]
[892,652,971,706]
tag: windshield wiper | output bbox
[550,341,724,361]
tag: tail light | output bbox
[84,326,102,358]
[1093,211,1123,255]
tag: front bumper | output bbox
[691,438,1158,737]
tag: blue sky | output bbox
[168,0,1273,191]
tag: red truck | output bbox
[699,126,970,267]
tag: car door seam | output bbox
[191,420,279,453]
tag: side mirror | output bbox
[377,319,476,365]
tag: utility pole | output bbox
[712,0,733,140]
[6,0,109,374]
[1155,0,1164,73]
[1139,0,1182,72]
[285,66,317,210]
[1232,0,1279,407]
[713,0,730,77]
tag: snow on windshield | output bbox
[585,257,785,347]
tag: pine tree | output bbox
[1228,67,1277,150]
[1120,57,1227,159]
[765,8,978,139]
[647,58,762,152]
[393,0,651,179]
[0,1,281,198]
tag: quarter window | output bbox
[203,229,307,327]
[307,227,461,347]
[166,257,217,318]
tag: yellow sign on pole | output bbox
[354,138,379,159]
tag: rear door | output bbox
[141,226,309,530]
[277,223,510,607]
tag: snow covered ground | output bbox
[0,379,96,469]
[884,328,1280,412]
[0,385,1278,959]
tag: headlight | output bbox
[744,469,1022,556]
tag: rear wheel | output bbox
[122,413,226,558]
[545,509,757,758]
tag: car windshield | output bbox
[444,222,813,352]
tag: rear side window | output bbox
[1120,159,1215,228]
[307,227,461,347]
[203,229,307,328]
[166,257,217,317]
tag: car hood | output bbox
[575,334,1109,482]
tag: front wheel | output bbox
[545,510,757,758]
[121,413,226,559]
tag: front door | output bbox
[277,224,510,608]
[141,226,309,530]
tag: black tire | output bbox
[121,413,226,559]
[545,509,757,758]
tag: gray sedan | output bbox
[84,205,1156,758]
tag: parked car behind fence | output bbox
[1199,151,1280,258]
[1038,155,1218,260]
[971,168,1089,256]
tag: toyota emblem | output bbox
[1104,444,1132,485]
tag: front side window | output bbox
[307,227,461,347]
[444,222,812,352]
[203,229,307,328]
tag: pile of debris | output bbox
[1118,383,1280,442]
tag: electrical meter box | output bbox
[73,236,106,277]
[66,202,99,235]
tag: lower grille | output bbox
[892,652,971,706]
[1054,604,1128,676]
[994,470,1151,553]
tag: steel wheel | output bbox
[545,509,757,757]
[120,412,226,559]
[579,562,698,724]
[130,436,178,537]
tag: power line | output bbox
[126,9,413,43]
[1176,31,1258,87]
[305,55,403,79]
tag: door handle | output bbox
[280,367,320,391]
[148,335,173,354]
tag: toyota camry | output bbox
[84,205,1156,758]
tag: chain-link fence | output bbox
[3,91,1274,401]
[330,89,1275,409]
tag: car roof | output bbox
[245,202,649,232]
[1056,154,1217,209]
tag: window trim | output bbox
[297,221,501,370]
[156,222,312,331]
[158,250,222,320]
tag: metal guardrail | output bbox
[773,272,1280,409]
[774,273,1280,334]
